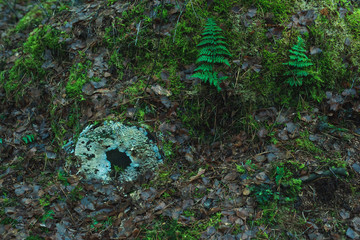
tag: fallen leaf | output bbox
[189,168,206,182]
[242,188,251,195]
[151,84,172,96]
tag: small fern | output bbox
[282,36,313,87]
[192,18,231,91]
[22,134,35,144]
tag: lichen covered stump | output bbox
[74,121,162,183]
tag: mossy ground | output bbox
[0,0,360,239]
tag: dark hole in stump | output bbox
[106,149,132,171]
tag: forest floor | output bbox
[1,0,360,239]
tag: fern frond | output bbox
[286,77,304,87]
[214,56,230,66]
[196,55,214,63]
[201,35,225,41]
[197,39,227,47]
[294,70,310,77]
[291,46,307,53]
[283,61,313,68]
[283,70,295,76]
[289,50,308,58]
[214,45,231,53]
[202,30,221,35]
[198,47,231,57]
[194,64,213,72]
[192,17,231,91]
[199,48,213,56]
[192,71,216,83]
[197,39,216,47]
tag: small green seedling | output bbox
[40,210,54,223]
[57,171,70,186]
[114,165,124,173]
[22,134,35,144]
[236,164,246,174]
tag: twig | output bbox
[135,20,142,46]
[190,0,200,20]
[299,167,348,183]
[172,0,187,43]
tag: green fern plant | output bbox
[282,36,313,87]
[192,18,231,91]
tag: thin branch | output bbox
[135,20,142,46]
[172,0,187,43]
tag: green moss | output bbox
[314,155,347,169]
[98,0,360,135]
[253,0,294,23]
[24,25,63,59]
[177,98,207,137]
[307,11,360,93]
[0,25,66,100]
[69,186,84,201]
[15,1,55,32]
[161,60,185,96]
[211,0,237,15]
[108,50,124,80]
[296,130,322,154]
[124,78,147,96]
[347,9,360,36]
[66,60,99,100]
[142,216,200,239]
[162,140,177,160]
[15,5,43,32]
[170,19,201,64]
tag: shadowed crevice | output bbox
[106,148,132,171]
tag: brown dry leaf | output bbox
[224,172,238,181]
[151,84,172,96]
[242,188,251,196]
[189,168,206,182]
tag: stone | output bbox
[340,209,351,219]
[309,134,319,142]
[278,129,289,141]
[267,153,277,161]
[352,217,360,232]
[286,122,297,134]
[74,121,162,183]
[346,228,360,239]
[254,154,266,162]
[276,114,287,124]
[352,163,360,174]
